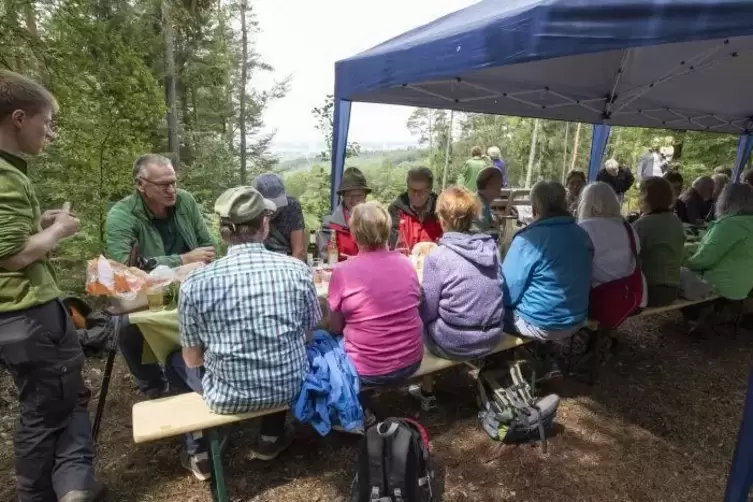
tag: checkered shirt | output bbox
[179,242,321,414]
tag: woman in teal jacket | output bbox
[686,183,753,300]
[499,180,593,340]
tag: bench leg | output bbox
[208,428,228,502]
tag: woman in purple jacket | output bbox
[408,186,504,410]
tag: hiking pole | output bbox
[92,313,122,442]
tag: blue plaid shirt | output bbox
[179,242,321,414]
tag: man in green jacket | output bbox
[0,70,104,502]
[105,153,217,399]
[456,145,489,191]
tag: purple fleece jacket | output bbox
[419,232,504,358]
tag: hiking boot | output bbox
[251,426,295,461]
[180,450,212,481]
[59,481,107,502]
[333,408,377,435]
[408,384,437,411]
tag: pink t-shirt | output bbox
[328,250,423,376]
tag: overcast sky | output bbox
[253,0,478,150]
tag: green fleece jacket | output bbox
[105,189,217,268]
[457,156,489,191]
[0,155,61,312]
[686,212,753,300]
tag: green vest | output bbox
[0,157,61,312]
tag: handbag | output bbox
[588,220,644,329]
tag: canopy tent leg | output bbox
[724,365,753,502]
[330,99,352,210]
[588,124,611,182]
[732,133,753,182]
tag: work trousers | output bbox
[0,300,96,502]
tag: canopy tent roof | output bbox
[334,0,753,134]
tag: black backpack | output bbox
[351,418,434,502]
[477,362,560,453]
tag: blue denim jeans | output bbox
[359,360,421,387]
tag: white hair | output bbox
[716,183,753,218]
[487,146,501,160]
[577,182,622,221]
[604,158,619,171]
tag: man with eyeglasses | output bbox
[105,154,217,399]
[388,167,443,251]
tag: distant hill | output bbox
[276,147,428,173]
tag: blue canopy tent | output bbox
[331,0,753,208]
[331,1,753,499]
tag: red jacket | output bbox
[388,193,443,251]
[320,205,359,261]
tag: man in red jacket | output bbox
[319,167,370,261]
[388,167,443,251]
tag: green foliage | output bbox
[1,0,283,295]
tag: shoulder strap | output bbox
[387,424,412,502]
[366,426,386,501]
[622,219,641,271]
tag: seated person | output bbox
[577,182,646,305]
[106,154,217,398]
[686,183,753,300]
[632,177,685,307]
[168,186,321,480]
[715,165,733,178]
[252,172,306,261]
[474,166,504,231]
[744,169,753,188]
[708,173,730,221]
[500,180,592,341]
[410,187,504,409]
[565,170,586,214]
[388,167,443,251]
[319,167,370,261]
[328,201,423,386]
[678,176,714,225]
[663,171,685,220]
[596,158,634,204]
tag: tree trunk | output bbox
[525,119,540,188]
[569,122,582,172]
[162,0,180,167]
[239,0,249,184]
[442,110,454,189]
[562,122,569,183]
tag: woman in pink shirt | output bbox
[328,201,423,385]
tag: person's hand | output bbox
[50,207,79,239]
[181,246,216,264]
[41,203,76,229]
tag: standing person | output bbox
[0,71,104,501]
[388,167,443,251]
[457,145,489,191]
[167,186,321,479]
[252,172,306,262]
[106,153,217,398]
[596,158,635,204]
[487,146,508,187]
[319,167,370,261]
[637,139,668,182]
[565,170,587,214]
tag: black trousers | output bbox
[0,300,96,502]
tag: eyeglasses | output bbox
[139,177,177,190]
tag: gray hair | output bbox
[715,182,753,218]
[487,146,501,160]
[577,182,621,221]
[531,180,568,219]
[133,154,172,180]
[604,158,619,171]
[692,175,714,192]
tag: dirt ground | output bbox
[0,312,749,502]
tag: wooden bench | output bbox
[130,297,717,501]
